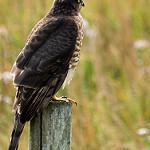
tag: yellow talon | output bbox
[52,95,77,106]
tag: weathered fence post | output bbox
[29,102,72,150]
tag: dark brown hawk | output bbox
[8,0,84,149]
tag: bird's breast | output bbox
[69,14,84,69]
[63,14,84,88]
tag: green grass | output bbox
[0,0,150,149]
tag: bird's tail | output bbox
[8,114,25,150]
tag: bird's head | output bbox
[53,0,85,10]
[68,0,85,7]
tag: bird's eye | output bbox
[77,0,80,4]
[77,0,85,6]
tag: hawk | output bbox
[8,0,84,149]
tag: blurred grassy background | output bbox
[0,0,150,150]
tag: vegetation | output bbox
[0,0,150,149]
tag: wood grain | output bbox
[29,102,72,150]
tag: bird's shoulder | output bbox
[13,15,77,69]
[28,15,78,37]
[11,15,80,88]
[23,15,79,51]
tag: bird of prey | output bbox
[8,0,84,149]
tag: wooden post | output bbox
[29,102,72,150]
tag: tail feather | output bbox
[8,114,25,150]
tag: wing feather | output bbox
[12,17,78,88]
[11,17,64,75]
[12,16,78,122]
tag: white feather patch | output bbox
[62,68,75,89]
[10,62,22,78]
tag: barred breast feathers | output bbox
[62,15,84,89]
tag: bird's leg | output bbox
[51,95,77,106]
